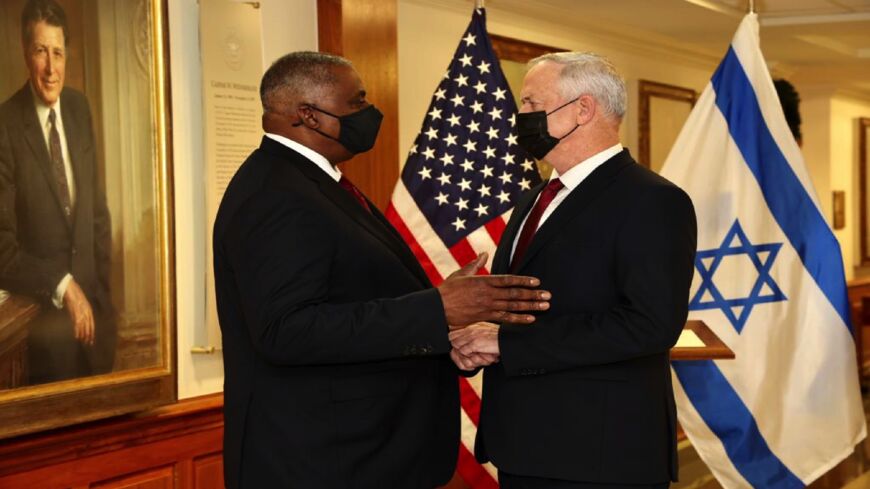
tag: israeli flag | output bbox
[660,13,866,489]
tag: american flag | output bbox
[385,8,541,488]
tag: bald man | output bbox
[213,51,551,489]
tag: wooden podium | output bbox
[0,296,38,389]
[671,320,734,361]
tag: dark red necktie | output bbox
[510,178,564,272]
[339,175,371,213]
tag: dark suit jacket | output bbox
[213,136,459,489]
[475,150,696,484]
[0,84,115,381]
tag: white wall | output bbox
[796,90,870,280]
[169,0,318,400]
[800,93,832,218]
[397,0,719,165]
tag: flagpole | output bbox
[748,0,755,13]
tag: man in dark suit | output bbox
[213,51,551,489]
[450,52,697,488]
[0,0,115,385]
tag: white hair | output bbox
[528,52,626,120]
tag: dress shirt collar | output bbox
[30,82,62,130]
[265,132,342,182]
[551,143,623,190]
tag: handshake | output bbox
[436,253,550,371]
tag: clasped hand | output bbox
[437,252,549,371]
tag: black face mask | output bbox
[295,104,384,154]
[516,97,580,160]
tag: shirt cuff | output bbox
[52,273,73,309]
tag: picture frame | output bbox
[833,190,846,231]
[858,118,870,265]
[637,79,697,173]
[0,0,175,438]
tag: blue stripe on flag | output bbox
[711,47,852,332]
[672,360,804,488]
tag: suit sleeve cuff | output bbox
[398,288,451,357]
[52,273,73,309]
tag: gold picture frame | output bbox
[858,118,870,266]
[0,0,175,438]
[638,79,697,173]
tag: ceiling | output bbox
[479,0,870,97]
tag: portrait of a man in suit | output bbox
[0,0,116,385]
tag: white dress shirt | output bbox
[510,143,624,261]
[265,132,341,182]
[32,87,77,308]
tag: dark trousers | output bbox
[27,307,116,385]
[498,470,670,489]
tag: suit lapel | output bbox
[15,85,71,230]
[367,204,433,286]
[261,137,432,287]
[511,150,634,273]
[492,182,543,274]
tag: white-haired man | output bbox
[450,52,697,488]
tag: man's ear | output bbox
[294,105,320,128]
[575,94,597,126]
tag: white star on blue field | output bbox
[689,220,787,333]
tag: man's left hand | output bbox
[450,348,499,371]
[449,322,501,359]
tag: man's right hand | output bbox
[63,279,95,346]
[438,252,550,327]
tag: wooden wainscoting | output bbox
[0,394,224,489]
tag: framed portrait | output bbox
[0,0,175,438]
[637,79,697,173]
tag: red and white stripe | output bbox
[387,181,504,487]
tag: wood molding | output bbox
[0,296,38,389]
[0,394,224,488]
[317,0,399,211]
[489,34,567,64]
[317,0,342,55]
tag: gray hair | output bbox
[528,52,626,120]
[260,51,353,114]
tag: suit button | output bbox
[71,247,77,255]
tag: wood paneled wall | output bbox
[317,0,400,211]
[0,394,224,489]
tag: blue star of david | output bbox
[689,219,787,333]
